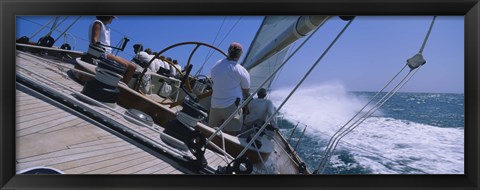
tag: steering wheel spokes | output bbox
[134,42,227,92]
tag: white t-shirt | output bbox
[134,52,160,72]
[161,60,171,70]
[244,98,277,128]
[134,51,150,63]
[210,58,250,108]
[170,64,182,76]
[88,20,111,53]
[148,54,162,72]
[175,64,182,72]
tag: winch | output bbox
[81,57,126,104]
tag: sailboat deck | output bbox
[15,51,228,174]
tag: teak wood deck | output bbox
[15,51,228,174]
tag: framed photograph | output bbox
[2,0,479,189]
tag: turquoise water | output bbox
[272,89,464,174]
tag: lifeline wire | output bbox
[314,16,437,174]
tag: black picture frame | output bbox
[2,0,478,190]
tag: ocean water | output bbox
[270,84,464,174]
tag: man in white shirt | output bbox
[89,16,136,84]
[133,51,161,73]
[170,59,182,77]
[149,55,169,76]
[209,42,250,135]
[244,88,278,130]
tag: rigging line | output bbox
[46,16,60,36]
[419,16,437,54]
[293,125,308,152]
[252,51,284,91]
[54,16,82,44]
[194,16,227,77]
[19,17,90,43]
[235,18,354,160]
[271,42,297,89]
[339,69,420,141]
[305,137,428,174]
[205,16,329,145]
[46,16,69,37]
[316,18,435,173]
[203,17,227,67]
[29,17,56,39]
[65,33,77,50]
[316,68,421,174]
[316,71,419,174]
[267,50,282,89]
[287,122,300,142]
[205,16,227,59]
[219,132,231,163]
[195,16,243,76]
[112,36,128,56]
[315,65,408,166]
[112,39,122,55]
[252,140,268,171]
[66,32,89,46]
[316,75,410,173]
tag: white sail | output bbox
[241,16,330,91]
[248,48,290,92]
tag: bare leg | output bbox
[106,54,136,83]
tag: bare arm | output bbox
[91,22,101,44]
[241,88,250,114]
[242,88,250,100]
[267,100,278,129]
[197,90,212,100]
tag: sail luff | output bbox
[241,16,330,71]
[242,16,331,91]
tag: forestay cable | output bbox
[234,18,355,161]
[314,16,437,174]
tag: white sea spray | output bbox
[269,82,464,174]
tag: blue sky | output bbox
[16,15,464,93]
